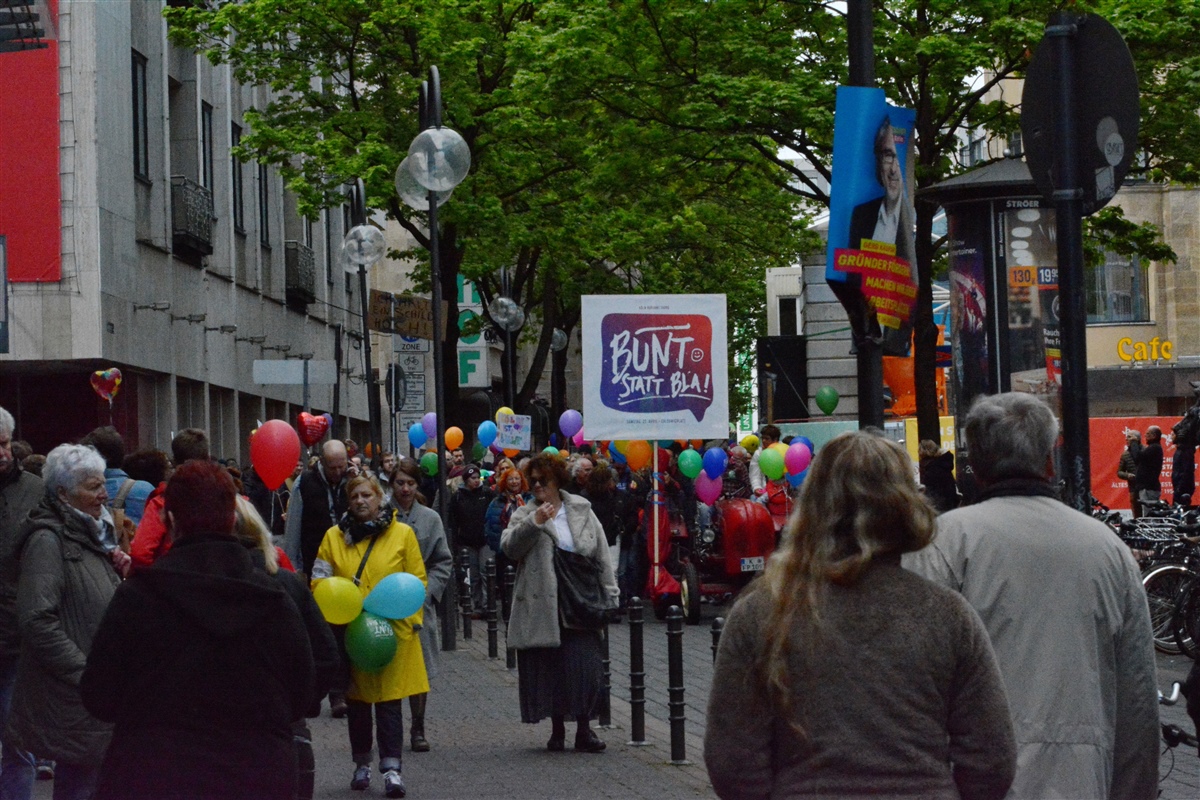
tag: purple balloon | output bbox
[422,412,437,439]
[695,472,722,505]
[559,409,583,439]
[702,447,728,480]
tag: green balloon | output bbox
[759,448,785,481]
[419,451,439,476]
[472,441,487,461]
[816,385,840,416]
[678,449,703,479]
[543,445,559,455]
[345,611,398,673]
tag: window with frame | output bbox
[200,102,214,189]
[258,162,270,246]
[1087,251,1150,323]
[132,51,149,180]
[230,124,244,232]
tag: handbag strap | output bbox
[353,535,380,586]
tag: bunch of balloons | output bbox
[759,436,815,488]
[313,572,426,673]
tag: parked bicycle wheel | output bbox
[1143,563,1195,654]
[1173,576,1200,659]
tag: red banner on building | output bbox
[0,0,61,282]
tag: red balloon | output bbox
[297,412,330,447]
[251,420,301,491]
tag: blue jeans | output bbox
[0,655,33,800]
[347,699,404,767]
[51,763,100,800]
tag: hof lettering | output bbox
[600,314,714,422]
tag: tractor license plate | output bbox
[740,557,765,573]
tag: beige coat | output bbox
[501,492,617,650]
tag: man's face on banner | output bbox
[876,128,902,210]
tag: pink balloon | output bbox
[695,472,723,505]
[784,442,812,476]
[572,429,585,448]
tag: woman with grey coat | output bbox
[501,453,618,754]
[387,459,453,753]
[8,444,128,800]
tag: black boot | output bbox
[574,720,605,753]
[409,693,430,752]
[547,715,566,751]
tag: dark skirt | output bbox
[517,628,603,723]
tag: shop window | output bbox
[1087,252,1149,323]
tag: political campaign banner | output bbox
[1091,416,1186,510]
[581,294,729,440]
[826,86,918,356]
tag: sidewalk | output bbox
[309,607,720,799]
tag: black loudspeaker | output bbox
[757,336,809,422]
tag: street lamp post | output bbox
[396,66,470,651]
[489,269,525,410]
[342,180,386,466]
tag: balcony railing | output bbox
[170,176,214,257]
[285,240,316,308]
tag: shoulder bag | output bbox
[548,533,608,630]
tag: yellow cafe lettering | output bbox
[1117,336,1172,362]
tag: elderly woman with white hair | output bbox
[7,444,127,800]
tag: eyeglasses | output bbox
[529,476,546,487]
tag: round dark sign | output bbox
[1021,13,1139,215]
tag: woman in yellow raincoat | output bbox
[312,474,426,799]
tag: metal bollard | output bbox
[458,548,473,640]
[711,617,725,664]
[485,557,499,659]
[627,597,647,746]
[503,564,516,669]
[598,625,612,727]
[666,605,690,764]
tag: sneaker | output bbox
[383,770,406,798]
[330,694,349,719]
[35,760,54,781]
[350,765,370,791]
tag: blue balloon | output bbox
[795,436,815,453]
[549,433,558,447]
[609,446,626,465]
[788,467,808,488]
[702,448,728,480]
[477,420,498,448]
[364,572,426,620]
[408,423,428,449]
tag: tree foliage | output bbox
[165,0,811,427]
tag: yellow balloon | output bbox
[313,576,364,625]
[496,406,514,421]
[613,440,629,454]
[770,442,788,456]
[740,435,760,453]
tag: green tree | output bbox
[166,0,809,435]
[555,0,1198,439]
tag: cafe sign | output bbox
[1117,336,1172,362]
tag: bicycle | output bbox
[1159,682,1199,787]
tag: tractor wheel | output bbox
[681,561,702,625]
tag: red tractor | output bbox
[643,484,789,623]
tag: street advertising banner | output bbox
[495,412,532,451]
[1091,416,1188,509]
[581,294,729,440]
[826,86,918,356]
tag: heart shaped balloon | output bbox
[90,368,123,404]
[297,412,330,447]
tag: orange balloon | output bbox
[504,447,519,458]
[625,440,652,471]
[690,439,704,450]
[445,426,464,451]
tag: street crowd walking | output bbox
[0,393,1183,799]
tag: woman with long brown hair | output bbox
[704,431,1016,800]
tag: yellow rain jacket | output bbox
[314,517,429,703]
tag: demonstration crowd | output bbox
[0,391,1186,800]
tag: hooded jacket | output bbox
[81,534,315,800]
[7,491,121,764]
[0,465,42,657]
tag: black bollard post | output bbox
[503,564,516,669]
[711,617,725,664]
[485,557,499,659]
[627,597,647,746]
[458,548,473,640]
[666,605,689,764]
[599,625,612,727]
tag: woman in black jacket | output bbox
[81,461,315,800]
